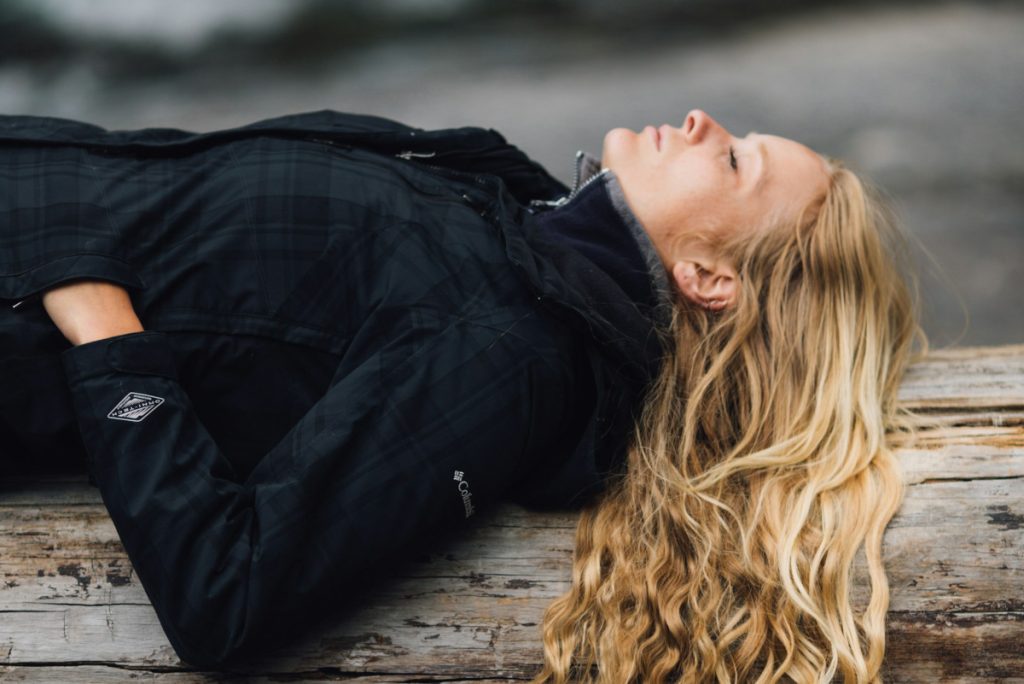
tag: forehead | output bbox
[758,133,830,201]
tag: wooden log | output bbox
[1,344,1022,682]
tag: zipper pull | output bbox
[395,150,437,160]
[11,292,41,310]
[529,196,569,211]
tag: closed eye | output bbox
[729,146,738,171]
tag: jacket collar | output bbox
[500,153,673,392]
[530,150,675,313]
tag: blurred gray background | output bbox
[1,0,1021,348]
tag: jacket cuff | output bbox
[61,331,178,385]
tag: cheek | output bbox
[655,170,727,232]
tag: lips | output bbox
[646,125,660,150]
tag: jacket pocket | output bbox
[0,253,146,310]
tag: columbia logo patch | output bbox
[453,469,475,518]
[107,392,165,422]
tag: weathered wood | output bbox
[895,343,1024,410]
[2,344,1022,682]
[0,668,517,683]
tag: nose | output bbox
[683,109,727,143]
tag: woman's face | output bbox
[601,109,830,268]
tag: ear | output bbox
[671,258,738,311]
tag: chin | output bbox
[601,127,637,168]
[603,127,636,144]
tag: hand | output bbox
[41,279,145,346]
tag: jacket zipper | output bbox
[570,149,585,195]
[569,166,608,200]
[392,151,498,217]
[528,150,606,211]
[310,138,495,212]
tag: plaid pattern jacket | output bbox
[0,110,667,667]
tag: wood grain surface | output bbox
[2,344,1022,682]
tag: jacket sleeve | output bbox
[60,324,570,669]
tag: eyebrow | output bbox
[751,138,770,193]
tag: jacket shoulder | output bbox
[0,109,415,146]
[0,109,568,205]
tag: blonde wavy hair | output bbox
[531,159,933,683]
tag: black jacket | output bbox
[0,110,669,667]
